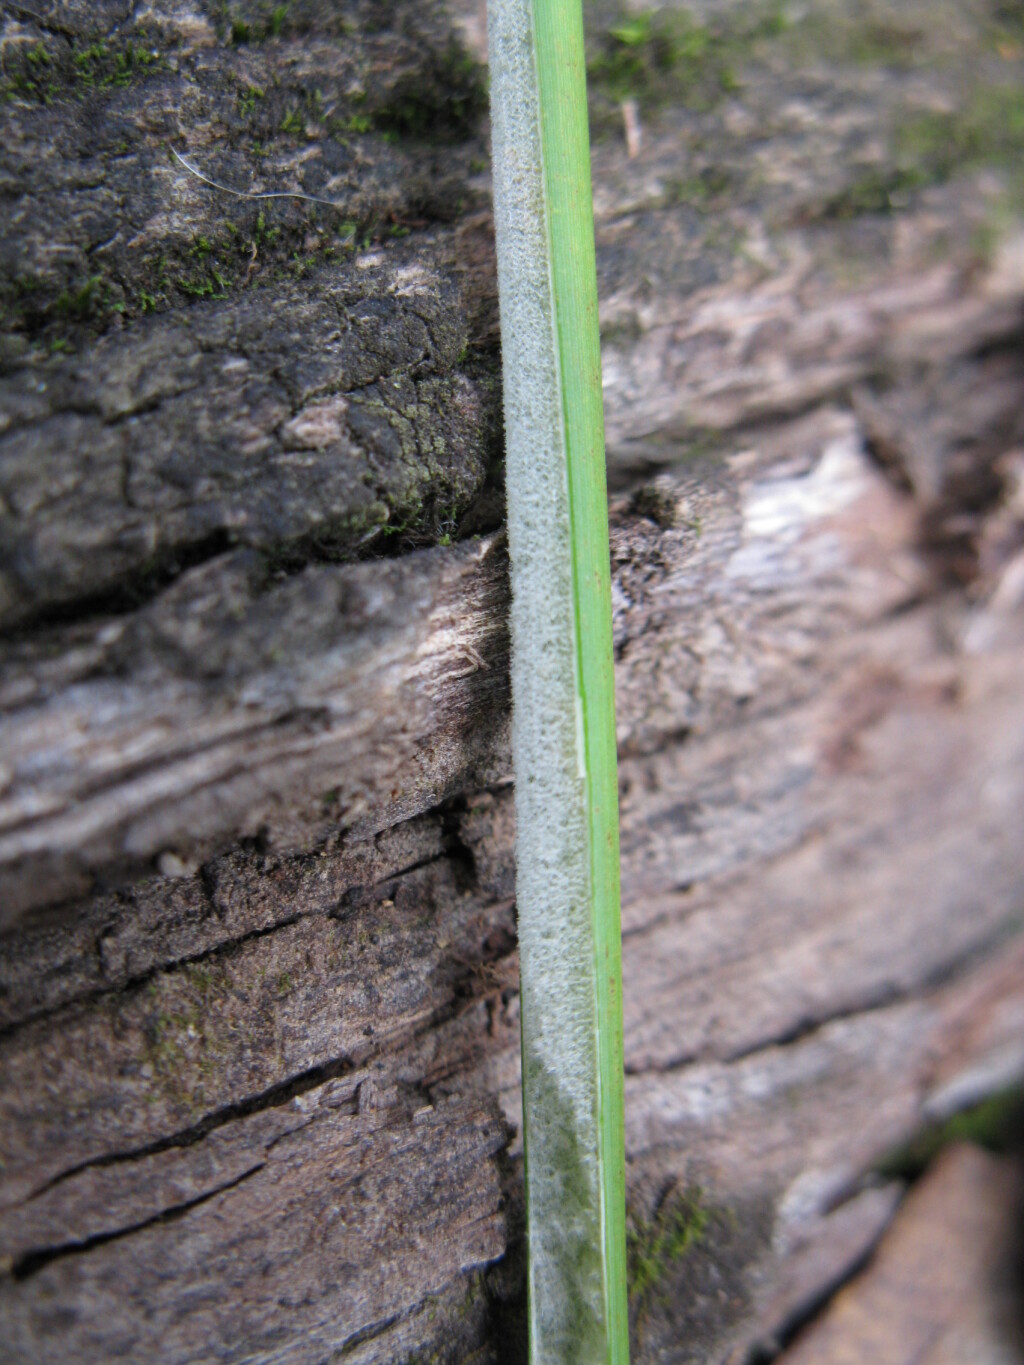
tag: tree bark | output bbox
[1,1,1023,1361]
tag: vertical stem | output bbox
[486,2,628,1361]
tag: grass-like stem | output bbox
[487,1,628,1359]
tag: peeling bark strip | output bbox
[2,0,1024,1361]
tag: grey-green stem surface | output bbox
[488,0,627,1358]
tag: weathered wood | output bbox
[1,1080,509,1365]
[775,1143,1024,1364]
[2,0,1024,1360]
[0,533,511,922]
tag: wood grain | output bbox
[2,0,1023,1359]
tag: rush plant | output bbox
[486,2,629,1361]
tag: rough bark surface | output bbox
[2,0,1024,1361]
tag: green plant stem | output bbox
[487,1,628,1360]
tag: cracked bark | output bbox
[2,0,1024,1361]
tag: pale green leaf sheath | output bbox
[486,2,628,1361]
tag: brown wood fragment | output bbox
[777,1144,1024,1365]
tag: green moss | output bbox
[627,1186,708,1312]
[273,87,333,140]
[990,0,1024,49]
[1,36,162,105]
[237,83,265,117]
[184,963,217,997]
[337,111,374,135]
[776,3,1016,70]
[587,5,789,124]
[896,83,1024,183]
[432,504,458,546]
[288,252,317,278]
[629,484,680,529]
[877,1087,1024,1180]
[226,1,291,45]
[129,234,251,314]
[817,164,933,220]
[1,43,59,104]
[253,211,280,248]
[52,274,108,321]
[839,21,925,66]
[72,40,160,89]
[662,165,740,209]
[140,961,241,1113]
[779,11,931,70]
[147,1010,189,1078]
[814,82,1024,222]
[0,268,123,341]
[588,10,730,113]
[373,39,487,142]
